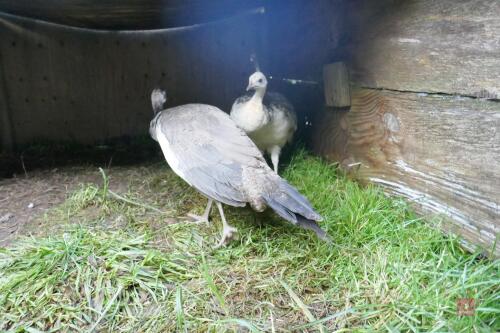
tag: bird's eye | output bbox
[258,79,263,83]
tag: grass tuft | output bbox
[1,150,498,332]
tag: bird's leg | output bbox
[269,146,281,173]
[214,201,238,248]
[187,199,212,224]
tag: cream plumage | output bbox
[230,71,297,173]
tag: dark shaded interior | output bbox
[0,0,379,177]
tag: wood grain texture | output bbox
[313,88,500,255]
[323,62,350,107]
[349,0,500,99]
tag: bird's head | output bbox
[151,88,167,114]
[246,71,268,91]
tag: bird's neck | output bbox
[250,87,266,103]
[231,87,269,133]
[248,87,269,127]
[152,100,164,114]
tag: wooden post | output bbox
[323,62,351,107]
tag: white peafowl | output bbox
[230,71,297,173]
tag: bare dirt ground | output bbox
[0,165,150,246]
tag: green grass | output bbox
[0,150,498,332]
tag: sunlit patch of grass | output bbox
[1,150,498,332]
[0,228,196,332]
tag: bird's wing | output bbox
[153,104,266,207]
[266,92,298,131]
[265,92,292,109]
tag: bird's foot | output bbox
[187,213,210,225]
[214,225,238,248]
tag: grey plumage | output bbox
[149,89,329,245]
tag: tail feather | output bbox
[264,178,329,242]
[277,181,322,221]
[278,180,311,208]
[297,216,332,242]
[265,196,298,223]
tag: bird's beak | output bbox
[246,84,253,91]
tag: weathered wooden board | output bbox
[323,62,350,107]
[313,88,500,255]
[349,0,500,99]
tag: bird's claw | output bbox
[187,213,210,225]
[214,225,238,248]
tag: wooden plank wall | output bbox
[0,11,261,147]
[348,0,500,99]
[314,0,500,255]
[0,0,344,150]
